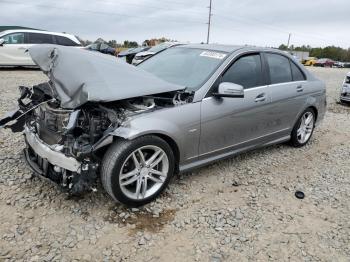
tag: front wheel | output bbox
[290,108,316,147]
[101,136,175,207]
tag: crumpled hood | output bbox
[29,45,184,109]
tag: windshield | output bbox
[148,43,173,53]
[138,47,228,90]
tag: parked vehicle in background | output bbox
[0,29,81,66]
[333,61,345,68]
[85,42,116,56]
[314,58,335,67]
[302,57,318,66]
[0,44,326,207]
[340,72,350,103]
[117,46,150,64]
[132,42,183,65]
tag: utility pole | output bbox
[287,33,291,49]
[206,0,212,44]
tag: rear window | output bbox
[290,62,306,81]
[55,35,80,46]
[266,53,292,84]
[28,33,54,44]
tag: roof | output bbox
[180,44,297,57]
[181,44,245,53]
[0,26,42,33]
[0,29,74,37]
[0,29,81,44]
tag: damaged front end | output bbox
[1,82,192,195]
[1,83,114,194]
[0,44,191,196]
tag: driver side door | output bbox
[199,52,274,158]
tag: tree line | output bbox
[279,44,350,62]
[78,37,174,49]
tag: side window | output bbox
[2,33,25,44]
[290,61,306,81]
[266,53,292,84]
[55,36,79,46]
[28,33,54,44]
[222,54,263,89]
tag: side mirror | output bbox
[213,82,244,98]
[0,39,5,46]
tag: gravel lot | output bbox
[0,67,349,261]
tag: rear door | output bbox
[0,32,33,65]
[264,52,307,134]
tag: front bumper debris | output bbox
[24,125,81,173]
[23,125,98,195]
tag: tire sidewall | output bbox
[109,136,175,207]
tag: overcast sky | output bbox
[0,0,349,48]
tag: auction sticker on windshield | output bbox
[200,51,227,60]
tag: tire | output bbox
[101,135,175,207]
[340,99,350,105]
[290,108,316,147]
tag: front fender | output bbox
[111,120,181,143]
[108,103,201,162]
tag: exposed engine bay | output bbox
[0,81,193,195]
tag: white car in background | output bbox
[0,29,81,66]
[340,72,350,103]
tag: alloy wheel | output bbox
[297,111,314,144]
[119,145,169,200]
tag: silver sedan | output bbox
[1,44,326,207]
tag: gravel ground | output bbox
[0,67,349,262]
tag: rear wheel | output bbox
[290,108,316,147]
[101,136,175,207]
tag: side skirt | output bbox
[179,135,290,173]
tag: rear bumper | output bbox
[24,125,81,173]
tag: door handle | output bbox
[254,93,266,102]
[18,47,26,50]
[296,85,304,92]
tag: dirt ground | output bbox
[0,67,349,262]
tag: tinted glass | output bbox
[139,48,227,90]
[266,53,292,84]
[222,54,263,89]
[55,35,79,46]
[28,33,54,44]
[2,33,24,44]
[290,62,305,81]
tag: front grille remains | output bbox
[34,103,72,145]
